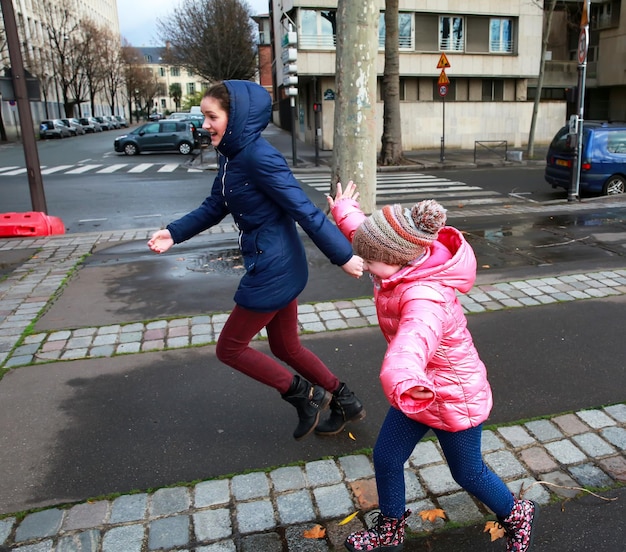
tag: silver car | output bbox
[61,118,86,136]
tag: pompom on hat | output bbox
[352,199,447,265]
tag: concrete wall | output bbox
[314,98,566,151]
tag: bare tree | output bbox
[527,0,557,159]
[332,1,379,214]
[157,0,257,82]
[379,0,405,165]
[98,27,125,115]
[122,45,163,121]
[40,0,87,117]
[77,19,107,117]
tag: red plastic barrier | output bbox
[0,212,66,237]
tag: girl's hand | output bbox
[405,386,435,401]
[148,229,174,254]
[327,180,359,209]
[341,254,364,279]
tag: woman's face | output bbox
[200,96,229,147]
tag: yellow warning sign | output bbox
[438,70,450,85]
[437,53,451,69]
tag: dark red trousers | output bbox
[215,299,340,394]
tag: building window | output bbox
[186,82,195,95]
[144,54,153,63]
[161,99,166,108]
[159,67,166,77]
[379,12,414,49]
[300,9,336,48]
[170,67,180,77]
[440,16,464,51]
[490,18,513,53]
[482,79,504,101]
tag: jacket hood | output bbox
[218,80,272,158]
[377,226,476,294]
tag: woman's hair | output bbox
[204,83,230,114]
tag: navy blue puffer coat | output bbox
[166,80,354,312]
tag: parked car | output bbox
[545,121,626,196]
[61,118,86,136]
[104,115,120,129]
[94,116,113,130]
[39,119,72,139]
[148,112,164,121]
[113,120,196,155]
[176,116,210,146]
[115,115,128,128]
[79,117,103,133]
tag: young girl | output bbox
[148,81,366,440]
[328,181,537,552]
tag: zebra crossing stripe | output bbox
[97,164,128,173]
[65,164,103,174]
[157,164,179,173]
[127,163,153,173]
[41,165,74,174]
[0,166,19,173]
[1,168,27,176]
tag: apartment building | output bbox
[1,0,120,131]
[135,47,209,115]
[267,0,568,151]
[541,0,626,122]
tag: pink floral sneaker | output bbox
[498,499,538,552]
[345,509,411,551]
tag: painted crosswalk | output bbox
[0,162,210,176]
[298,172,518,207]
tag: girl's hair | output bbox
[204,83,230,114]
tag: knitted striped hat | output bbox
[352,200,447,265]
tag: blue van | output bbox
[544,121,626,196]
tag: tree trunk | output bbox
[527,0,556,159]
[380,0,403,166]
[331,0,379,214]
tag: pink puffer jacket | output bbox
[332,198,492,431]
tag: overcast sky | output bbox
[116,0,270,47]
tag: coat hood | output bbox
[218,80,272,158]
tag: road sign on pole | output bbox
[437,53,451,69]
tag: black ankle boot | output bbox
[315,382,366,436]
[281,375,332,440]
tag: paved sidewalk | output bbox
[1,216,626,550]
[0,405,624,551]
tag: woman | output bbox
[148,80,366,440]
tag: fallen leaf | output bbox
[339,511,359,525]
[348,432,356,441]
[303,524,326,539]
[484,520,506,541]
[418,508,446,523]
[481,264,491,268]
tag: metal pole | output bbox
[290,96,298,167]
[440,96,446,162]
[0,0,47,213]
[568,0,590,202]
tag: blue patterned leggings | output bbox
[373,407,515,519]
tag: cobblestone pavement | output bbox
[1,199,626,551]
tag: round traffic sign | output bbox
[438,84,448,97]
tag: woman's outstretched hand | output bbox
[148,229,174,254]
[327,180,359,210]
[341,254,364,279]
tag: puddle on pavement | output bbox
[461,209,626,269]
